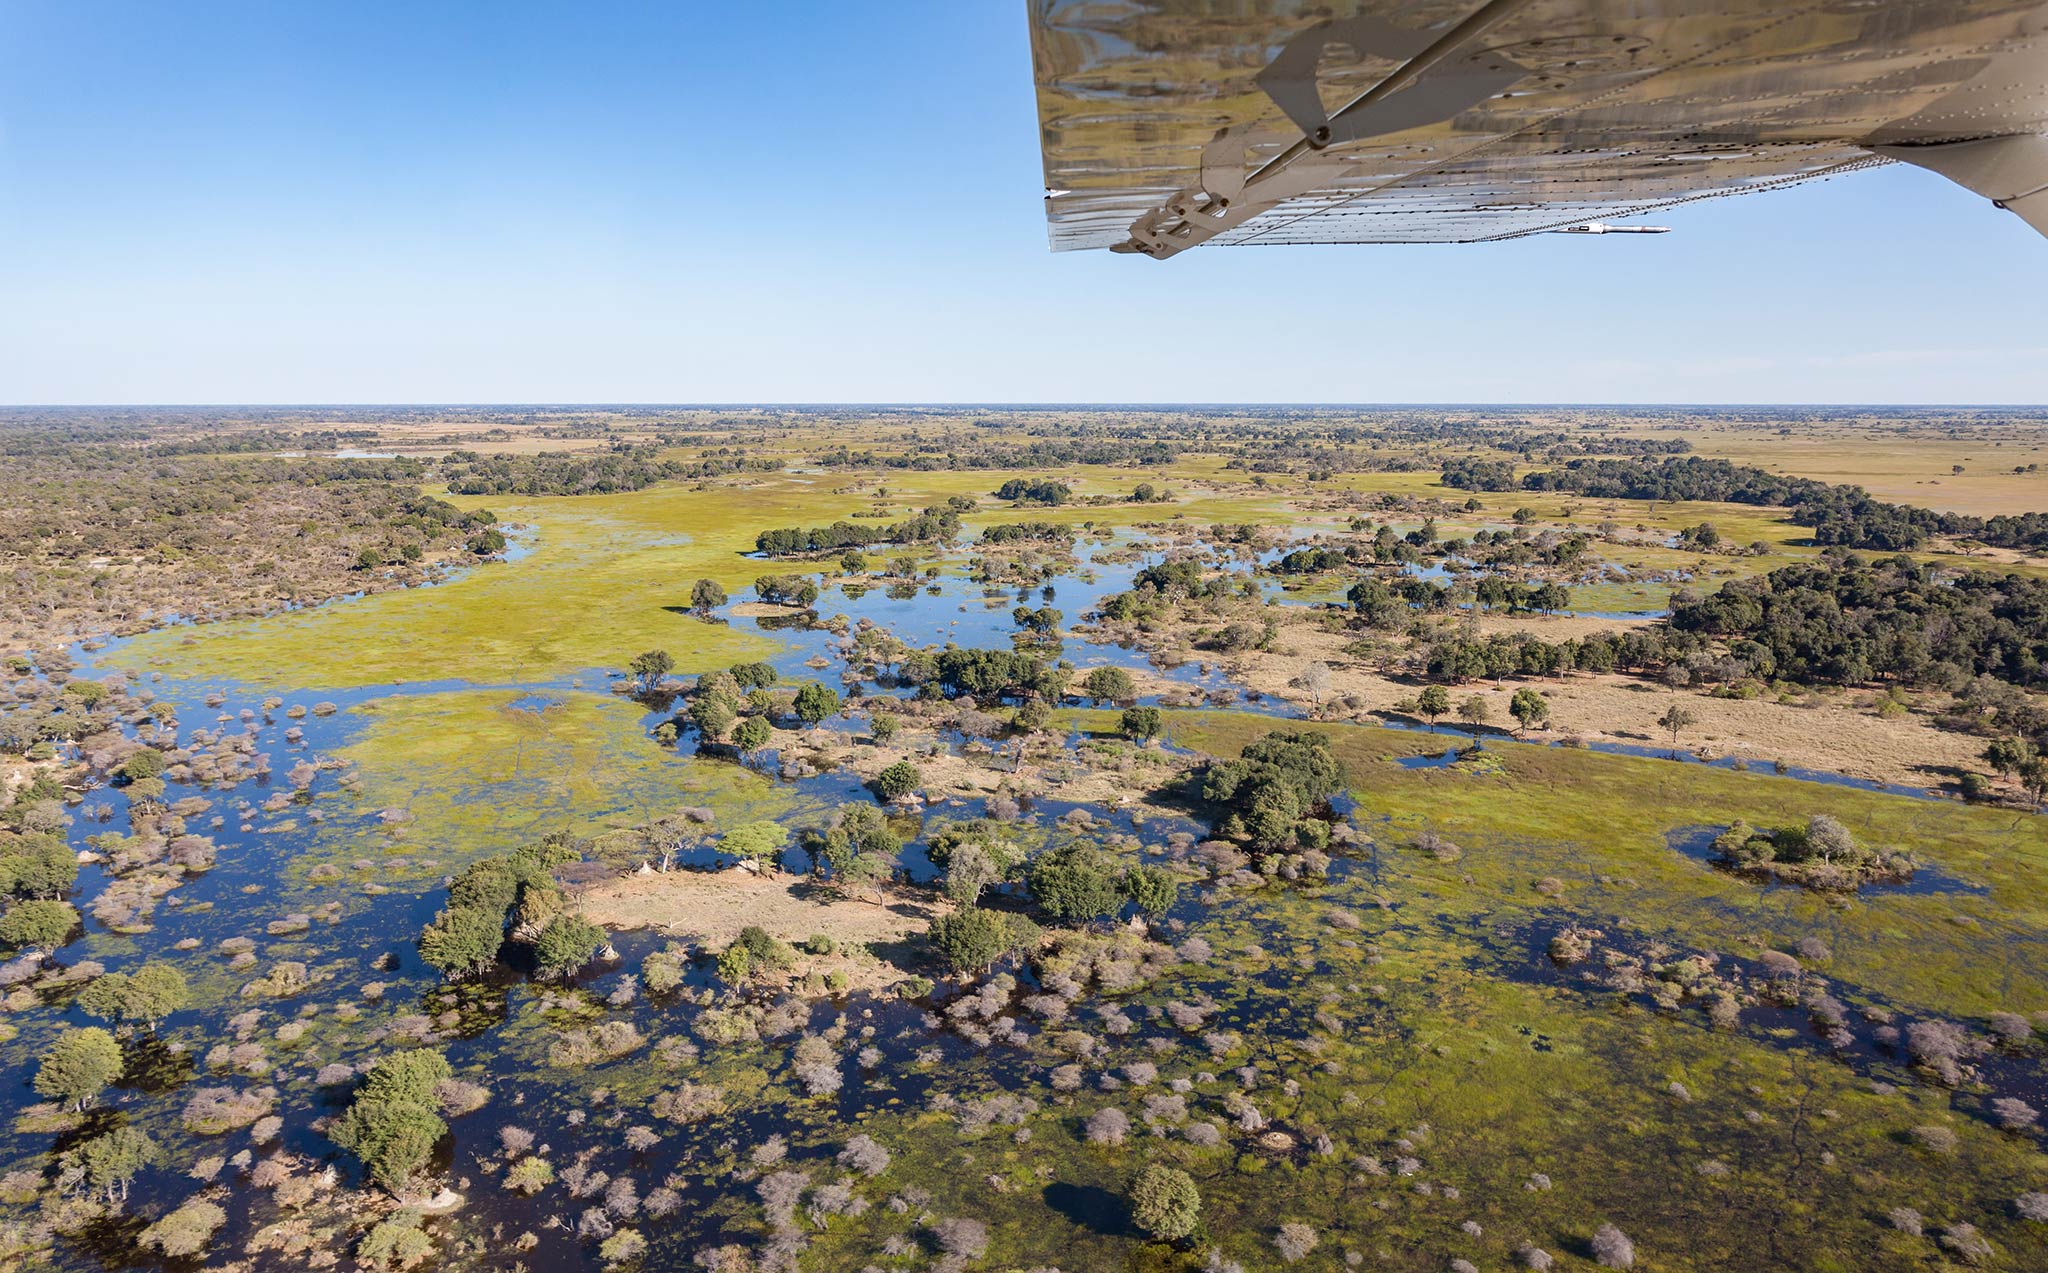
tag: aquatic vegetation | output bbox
[6,420,2048,1272]
[1710,814,1915,888]
[322,688,807,880]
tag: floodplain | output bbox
[2,406,2047,1272]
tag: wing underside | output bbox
[1029,0,2048,254]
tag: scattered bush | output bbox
[139,1199,228,1258]
[871,761,922,801]
[1129,1163,1201,1242]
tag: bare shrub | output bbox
[931,1217,987,1259]
[652,1083,725,1123]
[434,1078,490,1116]
[1938,1223,1993,1266]
[182,1085,275,1134]
[1084,1107,1129,1146]
[1904,1019,1974,1085]
[837,1135,890,1177]
[1273,1222,1318,1263]
[1992,1097,2040,1132]
[1590,1223,1634,1268]
[757,1170,808,1229]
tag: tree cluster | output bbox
[1200,729,1346,850]
[1670,554,2048,688]
[416,836,599,981]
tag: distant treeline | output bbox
[753,501,967,556]
[144,429,382,456]
[1445,454,2048,552]
[441,447,780,496]
[442,449,682,495]
[814,439,1178,471]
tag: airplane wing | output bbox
[1027,0,2048,256]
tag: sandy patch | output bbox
[1202,617,1988,790]
[578,865,943,953]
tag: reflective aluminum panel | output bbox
[1029,0,2048,253]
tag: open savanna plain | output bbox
[2,406,2047,1273]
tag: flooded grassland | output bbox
[2,463,2045,1273]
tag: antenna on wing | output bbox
[1550,222,1672,235]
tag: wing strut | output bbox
[1117,0,1539,259]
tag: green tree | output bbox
[1985,735,2036,780]
[722,821,789,873]
[358,1049,455,1107]
[942,843,1000,907]
[870,712,901,744]
[77,962,190,1031]
[1417,685,1451,730]
[1084,666,1137,704]
[1015,697,1052,734]
[1121,864,1178,916]
[1,899,78,952]
[534,913,607,980]
[734,715,773,756]
[358,1210,434,1270]
[447,858,518,913]
[417,906,505,981]
[717,926,794,983]
[628,649,674,694]
[0,837,80,900]
[1509,688,1550,735]
[1457,694,1490,729]
[1658,703,1699,748]
[1029,842,1124,924]
[814,804,899,875]
[691,694,737,741]
[793,681,841,725]
[2022,756,2048,809]
[832,849,895,902]
[929,907,1010,973]
[690,578,728,613]
[1129,1163,1202,1243]
[119,749,166,782]
[35,1026,123,1109]
[63,1125,160,1203]
[871,760,921,801]
[333,1099,446,1196]
[1200,729,1345,850]
[332,1050,454,1195]
[1120,705,1164,741]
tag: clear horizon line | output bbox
[5,401,2048,412]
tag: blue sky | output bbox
[1,1,2043,405]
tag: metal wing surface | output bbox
[1027,1,2048,255]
